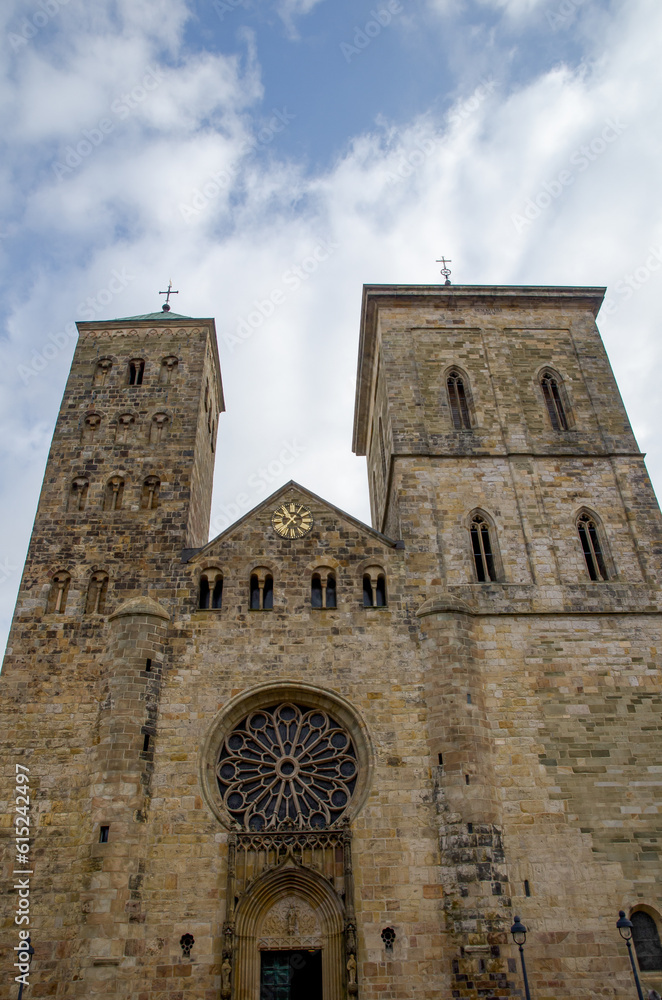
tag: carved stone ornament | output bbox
[258,897,322,950]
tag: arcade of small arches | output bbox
[197,565,388,612]
[92,354,179,387]
[67,474,162,512]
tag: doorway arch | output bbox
[234,861,345,1000]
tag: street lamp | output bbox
[617,911,644,1000]
[510,915,532,1000]
[17,935,34,1000]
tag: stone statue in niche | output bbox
[221,956,232,996]
[347,953,357,985]
[286,903,299,937]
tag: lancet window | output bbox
[577,511,609,581]
[540,369,570,431]
[446,369,472,429]
[470,512,498,582]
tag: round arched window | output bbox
[216,702,358,831]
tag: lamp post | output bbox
[510,915,532,1000]
[617,911,645,1000]
[17,935,34,1000]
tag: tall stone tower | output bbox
[353,284,662,998]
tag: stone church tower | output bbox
[1,286,661,1000]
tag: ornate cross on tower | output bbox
[159,280,179,312]
[436,256,452,285]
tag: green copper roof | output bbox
[112,311,194,321]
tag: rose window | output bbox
[216,703,358,831]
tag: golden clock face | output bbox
[272,502,313,539]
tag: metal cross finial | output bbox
[436,256,452,285]
[159,280,179,312]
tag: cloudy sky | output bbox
[1,0,661,652]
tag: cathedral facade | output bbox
[1,283,662,1000]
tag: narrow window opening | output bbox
[465,774,470,785]
[142,734,150,752]
[631,911,662,971]
[311,573,323,608]
[94,358,113,385]
[467,693,472,704]
[211,577,223,609]
[104,478,124,512]
[541,371,569,430]
[263,575,273,610]
[204,383,209,412]
[447,370,472,429]
[577,513,608,581]
[381,927,396,952]
[48,572,70,614]
[250,574,260,610]
[470,514,497,582]
[199,575,211,609]
[362,574,373,607]
[467,823,473,834]
[128,359,145,386]
[438,753,444,766]
[478,959,486,974]
[85,572,108,614]
[524,879,531,897]
[375,574,387,607]
[378,416,387,481]
[145,658,152,671]
[141,477,160,510]
[99,825,109,843]
[326,573,337,608]
[452,959,460,975]
[69,478,89,511]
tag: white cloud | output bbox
[275,0,327,37]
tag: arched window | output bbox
[141,476,160,510]
[68,477,89,511]
[312,570,337,609]
[150,413,169,444]
[631,911,662,971]
[540,369,570,430]
[199,571,223,610]
[82,413,102,444]
[250,569,273,610]
[446,369,472,429]
[47,571,71,614]
[115,413,135,444]
[363,567,387,607]
[470,513,498,582]
[159,356,178,384]
[85,572,108,614]
[128,359,145,386]
[577,511,609,581]
[94,358,113,386]
[103,477,124,511]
